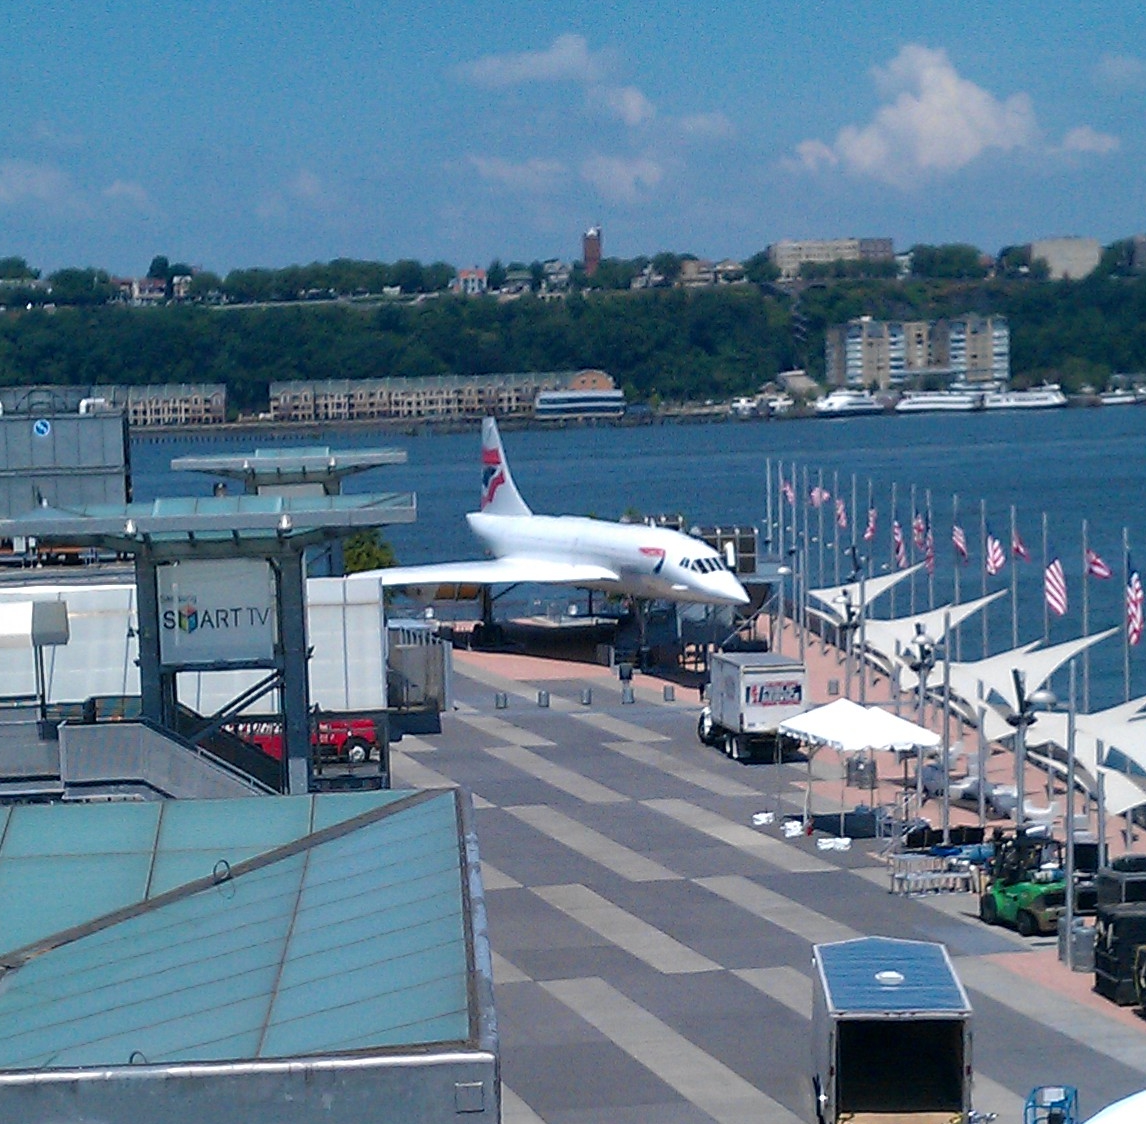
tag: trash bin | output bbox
[1057,915,1094,972]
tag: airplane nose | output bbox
[712,572,750,605]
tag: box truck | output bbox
[697,651,807,760]
[812,937,973,1124]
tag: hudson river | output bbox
[131,406,1146,710]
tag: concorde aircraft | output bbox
[367,417,750,608]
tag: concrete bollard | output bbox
[621,685,635,705]
[537,690,550,708]
[495,692,508,709]
[580,688,592,706]
[663,685,675,702]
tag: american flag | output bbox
[1012,527,1030,561]
[863,507,877,542]
[924,520,935,575]
[985,529,1006,575]
[809,485,831,508]
[1045,556,1068,616]
[912,511,927,550]
[892,515,907,569]
[1128,555,1144,646]
[780,478,796,505]
[952,523,968,561]
[835,497,848,530]
[1086,547,1113,579]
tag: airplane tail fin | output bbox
[480,417,531,516]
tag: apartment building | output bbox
[101,383,228,426]
[268,372,599,423]
[825,315,1009,389]
[768,237,894,281]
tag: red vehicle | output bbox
[229,716,378,764]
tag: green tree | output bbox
[147,255,170,280]
[343,531,397,573]
[0,257,38,280]
[486,259,507,291]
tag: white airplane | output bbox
[371,417,750,607]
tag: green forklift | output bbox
[978,830,1068,937]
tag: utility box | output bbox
[698,650,806,760]
[812,937,973,1124]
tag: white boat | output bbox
[894,390,984,414]
[814,389,884,417]
[981,384,1067,410]
[1098,389,1139,406]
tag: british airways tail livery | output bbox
[369,417,750,607]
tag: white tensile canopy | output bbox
[779,698,940,753]
[862,591,1006,673]
[806,564,924,626]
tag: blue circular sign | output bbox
[33,419,51,438]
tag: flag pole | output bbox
[1082,517,1091,712]
[953,493,962,661]
[909,482,917,616]
[851,473,858,551]
[816,467,826,590]
[832,468,841,587]
[1042,510,1049,645]
[890,481,898,619]
[921,485,930,609]
[1125,525,1132,703]
[764,457,773,558]
[1010,504,1019,649]
[980,498,988,658]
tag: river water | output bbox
[130,407,1146,710]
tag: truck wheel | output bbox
[697,711,715,746]
[1016,910,1037,937]
[979,894,998,925]
[343,736,371,764]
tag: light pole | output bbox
[904,623,939,818]
[835,546,866,701]
[1064,660,1078,970]
[1005,668,1057,832]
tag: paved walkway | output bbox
[395,637,1146,1124]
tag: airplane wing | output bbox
[360,558,622,588]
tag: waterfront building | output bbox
[825,314,1009,389]
[268,370,613,423]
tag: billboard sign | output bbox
[158,559,277,667]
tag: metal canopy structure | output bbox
[171,446,407,495]
[0,493,415,796]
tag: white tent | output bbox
[779,698,940,753]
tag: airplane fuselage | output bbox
[466,512,749,606]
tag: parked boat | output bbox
[894,390,984,414]
[1097,389,1139,406]
[981,384,1067,410]
[814,389,884,417]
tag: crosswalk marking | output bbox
[544,977,804,1124]
[603,739,761,796]
[501,1084,547,1124]
[645,798,835,873]
[534,884,720,974]
[481,743,628,804]
[570,712,669,743]
[505,804,680,882]
[455,713,556,747]
[699,874,860,943]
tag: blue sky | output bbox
[4,2,1144,276]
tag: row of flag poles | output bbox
[765,459,1145,708]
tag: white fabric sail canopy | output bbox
[778,698,940,753]
[863,591,1007,671]
[806,564,925,626]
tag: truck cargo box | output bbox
[812,937,972,1124]
[701,651,807,760]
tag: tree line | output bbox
[2,246,1146,411]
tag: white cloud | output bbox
[678,112,734,140]
[1059,125,1119,155]
[799,45,1037,185]
[0,158,73,207]
[580,154,662,203]
[593,85,656,127]
[463,33,603,87]
[102,179,153,210]
[469,155,566,193]
[1096,53,1146,89]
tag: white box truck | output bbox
[697,650,807,760]
[812,937,973,1124]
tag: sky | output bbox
[4,2,1145,277]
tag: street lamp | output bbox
[1005,668,1057,831]
[903,623,940,817]
[834,546,867,702]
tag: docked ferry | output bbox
[981,384,1067,410]
[814,389,884,417]
[533,389,626,420]
[894,390,984,413]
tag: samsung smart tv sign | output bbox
[157,559,277,667]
